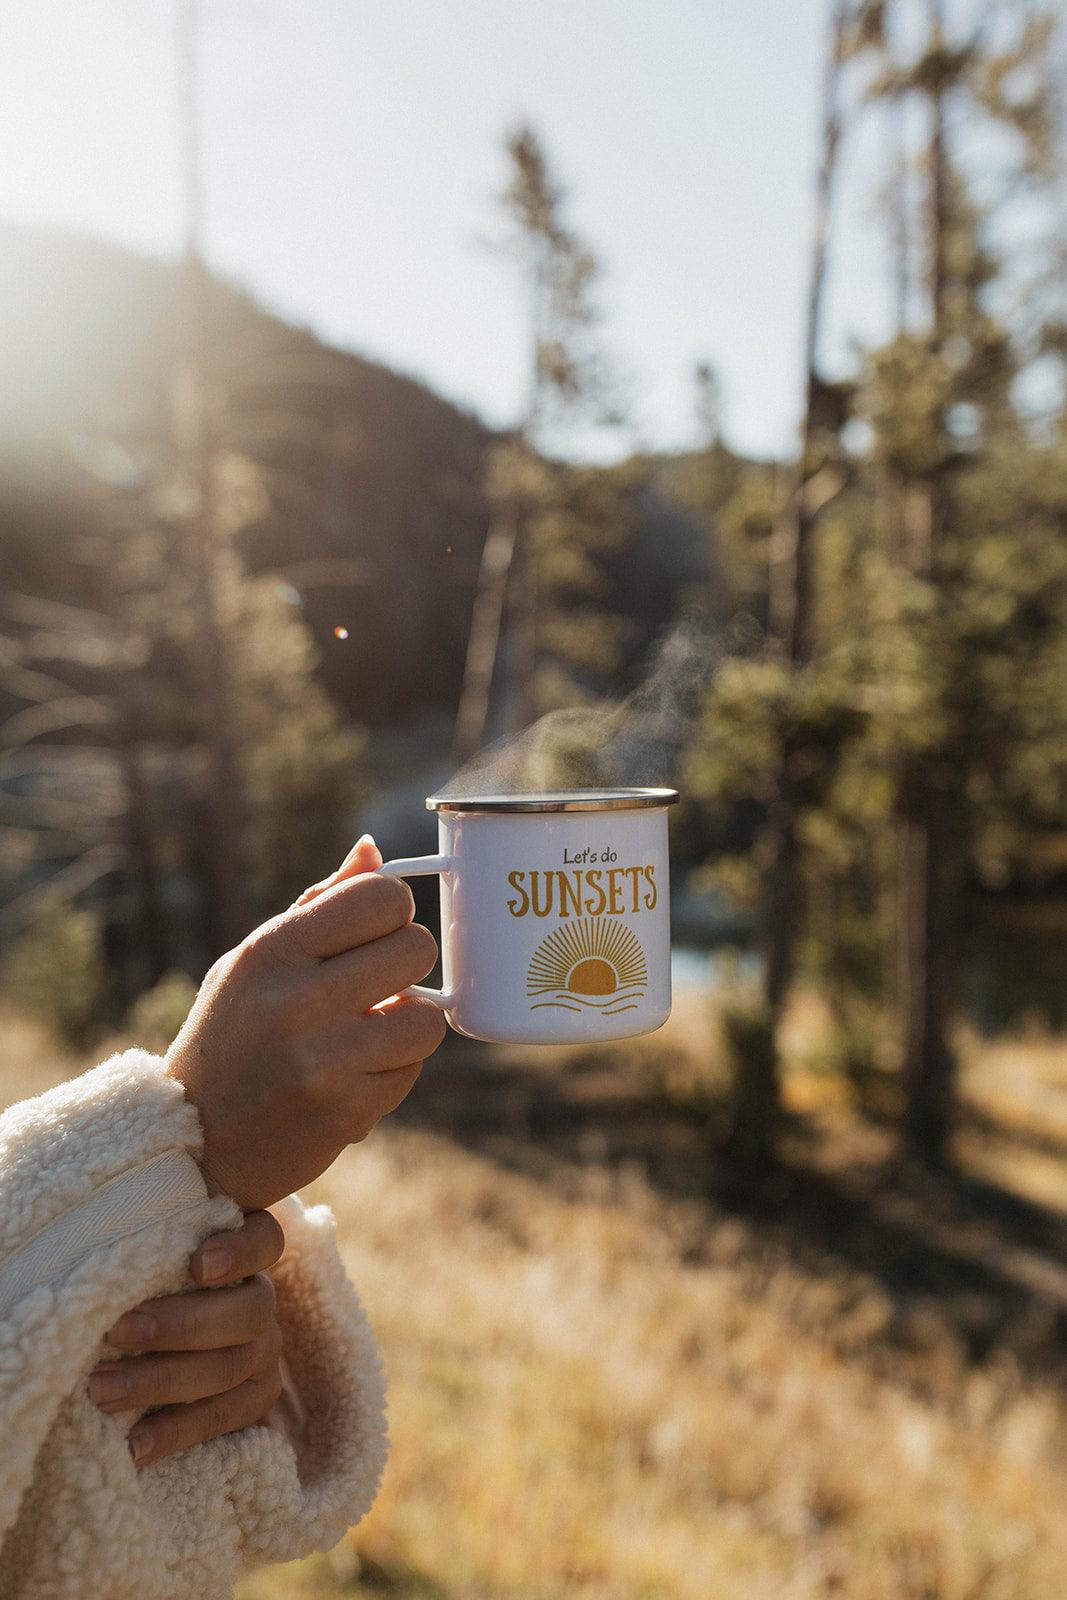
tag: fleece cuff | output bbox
[0,1050,237,1542]
[0,1050,388,1598]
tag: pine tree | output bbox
[863,0,1063,1162]
[688,0,1066,1170]
[0,482,178,1001]
[454,125,619,763]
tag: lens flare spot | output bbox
[333,625,350,640]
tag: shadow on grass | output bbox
[355,1554,451,1599]
[240,1550,451,1600]
[959,1098,1067,1166]
[396,1032,1067,1389]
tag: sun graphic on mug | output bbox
[527,916,648,1017]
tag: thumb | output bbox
[337,832,384,876]
[290,834,383,908]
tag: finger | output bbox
[328,1059,424,1145]
[332,994,446,1076]
[275,870,415,962]
[189,1210,285,1287]
[290,834,383,908]
[351,1060,424,1135]
[89,1328,281,1413]
[128,1369,283,1468]
[300,922,438,1017]
[106,1272,276,1352]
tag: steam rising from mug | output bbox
[440,613,728,796]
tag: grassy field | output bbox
[6,997,1067,1599]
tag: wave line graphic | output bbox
[527,985,644,1002]
[530,990,645,1016]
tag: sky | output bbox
[0,0,898,461]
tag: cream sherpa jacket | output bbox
[0,1048,388,1600]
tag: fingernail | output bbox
[88,1367,130,1404]
[107,1311,156,1347]
[128,1428,153,1466]
[341,833,375,867]
[198,1245,232,1284]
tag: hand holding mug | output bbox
[165,835,446,1211]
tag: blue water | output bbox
[671,944,762,991]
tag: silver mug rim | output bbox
[425,787,679,815]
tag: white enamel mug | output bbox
[379,788,678,1044]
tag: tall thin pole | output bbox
[179,0,205,263]
[176,0,248,949]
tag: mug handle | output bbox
[378,854,455,1009]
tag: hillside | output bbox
[0,225,715,733]
[0,224,494,727]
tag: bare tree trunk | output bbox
[453,498,521,766]
[504,505,539,737]
[454,340,538,763]
[728,0,849,1171]
[890,89,911,339]
[900,0,961,1167]
[452,137,559,765]
[882,65,918,1042]
[883,86,912,563]
[899,779,962,1160]
[177,0,248,952]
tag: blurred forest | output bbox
[0,222,705,996]
[3,0,1066,1177]
[4,0,1067,1594]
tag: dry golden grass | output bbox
[241,1122,1067,1600]
[0,1007,80,1103]
[240,1008,1067,1600]
[6,1001,1067,1598]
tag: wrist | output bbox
[162,1058,237,1204]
